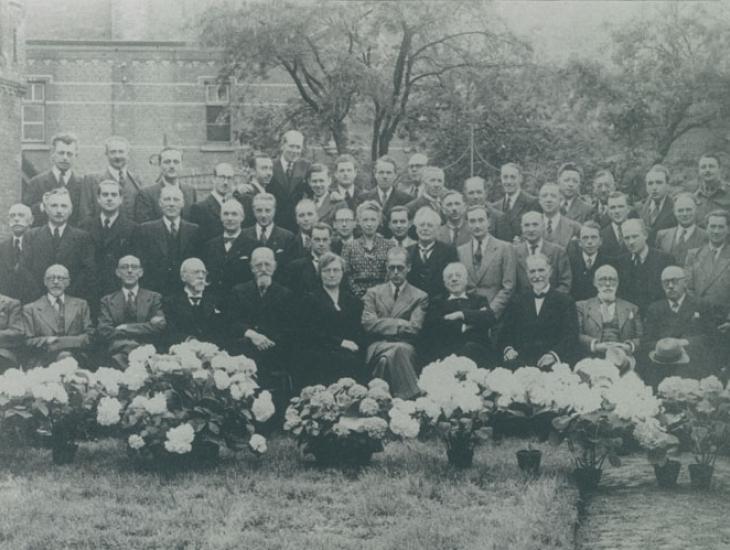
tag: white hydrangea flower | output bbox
[252,391,275,422]
[0,369,28,397]
[92,367,123,397]
[128,344,156,366]
[128,434,145,450]
[249,434,267,453]
[358,397,380,416]
[389,412,420,438]
[143,393,168,415]
[368,378,389,392]
[31,382,68,404]
[213,370,231,390]
[164,423,195,454]
[96,396,122,425]
[414,396,441,421]
[121,364,149,391]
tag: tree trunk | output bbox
[331,120,349,154]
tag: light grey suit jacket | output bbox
[23,295,92,348]
[0,295,23,365]
[543,215,581,249]
[685,244,730,319]
[576,297,642,352]
[97,288,166,347]
[655,225,708,266]
[514,240,572,294]
[457,235,515,317]
[437,221,473,248]
[315,193,347,226]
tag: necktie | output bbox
[474,239,483,268]
[303,234,311,249]
[190,296,201,307]
[420,247,430,263]
[600,301,614,322]
[224,235,236,252]
[670,300,679,314]
[104,217,112,230]
[585,255,593,270]
[533,291,547,300]
[169,222,177,239]
[633,254,640,267]
[125,291,136,322]
[503,196,510,212]
[546,218,553,237]
[258,228,267,245]
[55,296,65,334]
[286,161,293,179]
[560,201,568,216]
[12,238,21,263]
[52,227,61,250]
[649,201,659,224]
[393,284,400,302]
[118,170,125,187]
[677,227,686,243]
[616,224,624,243]
[58,169,67,186]
[529,244,537,256]
[258,285,267,298]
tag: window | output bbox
[205,80,231,142]
[22,81,46,143]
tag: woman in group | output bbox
[299,253,364,386]
[341,201,394,299]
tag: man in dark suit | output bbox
[437,190,473,247]
[0,293,24,370]
[513,211,572,294]
[236,152,274,227]
[78,136,143,223]
[558,162,595,223]
[307,163,347,226]
[499,254,579,368]
[79,180,137,304]
[640,164,676,246]
[97,255,166,368]
[405,166,446,221]
[491,163,540,242]
[357,156,411,235]
[539,182,581,249]
[600,191,633,259]
[407,206,458,297]
[694,153,730,228]
[0,204,36,303]
[202,199,252,297]
[189,162,239,242]
[23,188,95,303]
[422,262,497,365]
[226,247,294,390]
[592,169,616,227]
[163,258,225,347]
[290,198,319,260]
[616,218,673,315]
[331,154,361,210]
[134,147,197,222]
[22,264,93,368]
[22,132,83,227]
[239,192,296,269]
[331,206,356,255]
[285,222,333,297]
[462,176,504,236]
[269,130,311,231]
[655,192,708,266]
[133,186,201,295]
[567,221,612,301]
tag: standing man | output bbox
[567,221,611,302]
[23,132,83,226]
[513,211,572,294]
[290,199,319,260]
[79,136,143,223]
[437,190,472,247]
[462,176,503,235]
[189,162,238,242]
[558,162,594,223]
[457,205,515,318]
[357,155,411,232]
[655,193,708,266]
[388,206,417,249]
[203,200,252,297]
[269,130,311,231]
[600,192,632,259]
[592,169,617,227]
[135,147,197,223]
[694,154,730,226]
[406,207,458,297]
[331,154,360,209]
[240,193,296,269]
[307,163,346,225]
[640,164,676,245]
[539,182,581,248]
[405,166,446,221]
[397,153,428,197]
[362,247,428,399]
[331,206,356,255]
[491,163,540,242]
[0,204,36,303]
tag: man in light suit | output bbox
[491,163,540,242]
[437,190,472,247]
[189,162,239,242]
[567,221,612,302]
[269,130,311,231]
[576,265,642,361]
[0,293,24,370]
[133,186,201,295]
[23,188,96,303]
[462,176,504,236]
[203,199,252,297]
[539,182,581,249]
[640,164,676,246]
[0,204,36,304]
[397,153,428,198]
[239,193,296,270]
[406,207,458,297]
[558,162,595,223]
[22,132,83,227]
[357,156,411,235]
[457,204,515,318]
[655,192,708,266]
[694,153,730,227]
[79,136,143,223]
[362,247,428,399]
[405,166,446,222]
[23,264,92,367]
[135,147,197,222]
[307,163,346,226]
[513,211,572,294]
[97,255,166,368]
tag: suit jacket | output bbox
[422,292,496,357]
[499,289,579,366]
[0,236,36,303]
[314,193,347,226]
[436,221,473,248]
[97,288,166,345]
[0,295,23,364]
[513,240,572,294]
[79,215,137,299]
[132,219,201,295]
[685,244,730,324]
[405,195,444,221]
[134,181,198,223]
[357,188,412,232]
[576,297,642,353]
[543,215,581,249]
[599,223,628,260]
[79,168,144,223]
[491,190,540,242]
[22,170,83,226]
[189,195,224,243]
[639,196,676,245]
[406,241,459,297]
[269,157,311,231]
[23,294,92,348]
[566,242,613,301]
[239,225,296,268]
[300,286,364,351]
[284,256,321,298]
[163,289,225,347]
[227,281,294,346]
[202,233,254,297]
[643,294,707,346]
[457,235,516,317]
[361,282,428,351]
[655,225,708,266]
[616,248,674,314]
[563,196,595,224]
[23,225,96,302]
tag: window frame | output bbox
[22,80,47,143]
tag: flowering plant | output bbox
[284,377,418,466]
[110,341,273,463]
[657,376,730,467]
[414,356,494,463]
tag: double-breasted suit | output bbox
[239,225,296,269]
[616,248,674,315]
[134,182,198,223]
[457,236,515,318]
[490,190,540,242]
[566,242,613,302]
[163,290,225,348]
[406,241,459,297]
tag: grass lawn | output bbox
[0,437,578,550]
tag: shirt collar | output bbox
[709,242,725,254]
[419,240,435,252]
[281,157,292,171]
[101,211,120,226]
[163,217,180,232]
[669,293,686,308]
[532,284,550,297]
[257,224,271,239]
[48,223,67,236]
[448,293,468,300]
[543,212,561,225]
[109,166,127,180]
[52,166,71,183]
[184,288,203,299]
[223,229,241,240]
[390,281,404,295]
[379,187,392,201]
[526,239,543,253]
[635,246,649,263]
[338,184,354,198]
[473,235,488,248]
[47,293,64,305]
[122,286,139,299]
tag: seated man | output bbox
[0,203,36,304]
[0,293,24,370]
[422,262,497,366]
[576,265,642,364]
[97,255,166,369]
[499,254,579,368]
[23,264,92,367]
[226,248,294,391]
[362,247,428,399]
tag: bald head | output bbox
[281,130,304,162]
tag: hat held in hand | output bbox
[649,338,690,365]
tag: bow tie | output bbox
[223,235,237,244]
[533,291,548,300]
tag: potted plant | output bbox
[632,417,680,488]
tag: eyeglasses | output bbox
[118,264,141,271]
[662,277,685,286]
[387,265,407,272]
[45,275,69,281]
[596,277,618,285]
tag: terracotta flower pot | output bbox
[653,459,681,488]
[446,442,474,468]
[573,466,602,493]
[688,463,714,490]
[516,449,542,476]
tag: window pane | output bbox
[23,123,44,142]
[32,83,45,101]
[206,106,230,142]
[205,82,229,104]
[23,104,44,122]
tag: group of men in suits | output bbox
[3,132,730,393]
